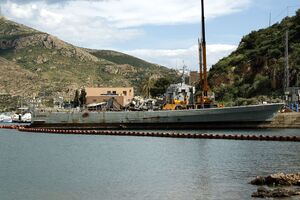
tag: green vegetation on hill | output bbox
[89,50,159,69]
[0,17,178,110]
[209,9,300,104]
[0,94,20,112]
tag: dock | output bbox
[263,112,300,128]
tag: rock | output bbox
[0,33,99,62]
[251,172,300,186]
[36,55,48,64]
[252,186,269,198]
[252,186,300,198]
[251,176,266,185]
[0,39,13,49]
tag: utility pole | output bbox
[284,30,289,93]
[269,12,272,27]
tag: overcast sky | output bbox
[0,0,299,70]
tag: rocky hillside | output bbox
[0,17,177,107]
[208,9,300,103]
[0,57,41,97]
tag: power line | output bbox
[271,5,300,24]
[272,8,287,22]
[287,5,300,15]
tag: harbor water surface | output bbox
[0,127,300,200]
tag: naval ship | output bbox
[30,0,283,129]
[30,103,283,129]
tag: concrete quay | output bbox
[263,112,300,128]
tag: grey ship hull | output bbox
[31,103,283,129]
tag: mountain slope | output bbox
[87,49,176,86]
[208,9,300,103]
[0,56,41,97]
[0,17,178,104]
[89,49,160,69]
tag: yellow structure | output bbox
[85,87,134,107]
[163,99,188,110]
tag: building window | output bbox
[107,91,111,95]
[93,99,97,102]
[112,91,116,95]
[123,91,127,96]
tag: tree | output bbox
[73,90,79,108]
[79,88,87,107]
[150,77,173,97]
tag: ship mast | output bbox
[181,64,187,86]
[201,0,208,96]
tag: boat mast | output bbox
[201,0,208,96]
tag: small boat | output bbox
[11,113,22,123]
[21,113,32,123]
[11,113,31,123]
[0,113,12,123]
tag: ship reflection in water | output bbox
[0,128,299,200]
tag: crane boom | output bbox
[201,0,208,96]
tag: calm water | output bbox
[0,128,300,200]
